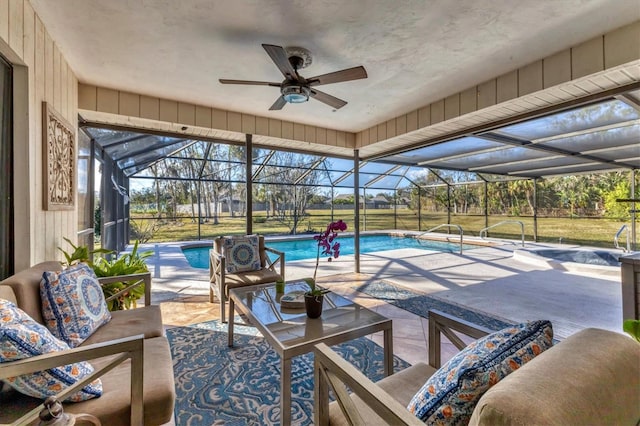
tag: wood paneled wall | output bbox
[0,0,79,269]
[78,86,355,151]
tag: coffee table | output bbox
[228,281,393,426]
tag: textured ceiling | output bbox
[30,0,640,132]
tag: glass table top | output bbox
[230,281,391,351]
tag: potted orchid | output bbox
[304,219,347,318]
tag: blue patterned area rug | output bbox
[356,280,514,331]
[166,320,410,425]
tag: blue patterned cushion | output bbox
[222,235,261,273]
[41,263,111,347]
[407,320,553,424]
[0,298,103,402]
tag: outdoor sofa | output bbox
[315,310,640,425]
[0,261,175,425]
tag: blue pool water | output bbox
[182,234,476,269]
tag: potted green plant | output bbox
[304,220,347,318]
[58,238,151,311]
[92,241,152,310]
[58,237,111,267]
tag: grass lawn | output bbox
[130,208,634,249]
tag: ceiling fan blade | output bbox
[309,89,347,109]
[269,96,287,111]
[219,79,280,87]
[262,44,297,79]
[307,66,367,86]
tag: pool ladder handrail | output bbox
[417,224,464,254]
[479,220,525,247]
[614,224,631,252]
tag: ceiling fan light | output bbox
[282,84,310,103]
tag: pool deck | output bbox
[145,235,625,366]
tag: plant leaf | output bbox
[623,319,640,342]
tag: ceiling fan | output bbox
[219,44,367,111]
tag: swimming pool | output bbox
[512,247,624,278]
[182,234,477,269]
[531,249,622,267]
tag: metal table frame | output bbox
[228,282,393,426]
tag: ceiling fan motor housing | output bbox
[281,80,310,103]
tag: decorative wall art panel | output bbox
[42,102,75,210]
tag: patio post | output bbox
[447,184,451,225]
[418,186,421,231]
[245,134,253,235]
[631,169,637,251]
[533,178,538,242]
[363,188,367,231]
[394,189,397,229]
[331,186,335,223]
[293,186,297,235]
[197,180,201,240]
[484,181,488,230]
[354,149,360,274]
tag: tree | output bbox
[257,152,324,234]
[604,180,632,219]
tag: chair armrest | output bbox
[427,309,492,368]
[314,342,423,426]
[209,249,225,283]
[0,335,145,425]
[314,311,494,425]
[264,246,285,279]
[98,272,152,307]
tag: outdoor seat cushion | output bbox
[0,337,176,426]
[468,328,640,425]
[80,305,164,346]
[0,261,63,324]
[224,269,282,294]
[67,336,176,426]
[328,362,437,425]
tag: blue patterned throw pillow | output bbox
[0,298,103,402]
[41,263,111,347]
[407,320,553,424]
[222,235,261,273]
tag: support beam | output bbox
[363,188,367,232]
[484,181,489,231]
[533,178,538,242]
[354,150,360,274]
[197,181,202,240]
[417,186,421,231]
[631,169,637,251]
[246,134,253,235]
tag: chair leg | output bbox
[209,285,214,303]
[220,294,226,323]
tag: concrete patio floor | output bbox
[147,237,624,366]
